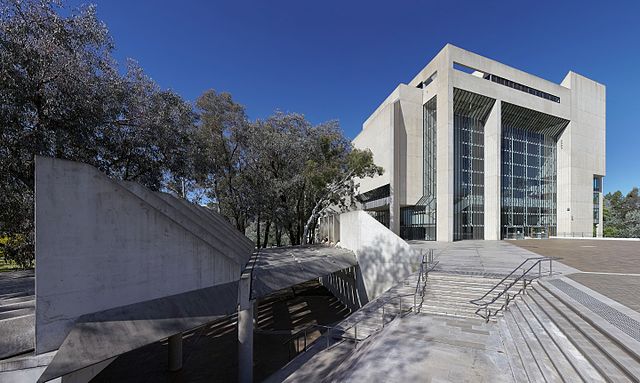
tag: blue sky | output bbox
[67,0,639,193]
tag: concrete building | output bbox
[354,44,605,242]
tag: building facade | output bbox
[354,45,605,242]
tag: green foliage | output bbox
[0,0,382,256]
[603,187,640,238]
[0,235,32,269]
[0,0,196,265]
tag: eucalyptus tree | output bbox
[604,187,640,238]
[300,123,382,244]
[192,89,252,232]
[0,0,196,266]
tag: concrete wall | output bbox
[35,157,250,353]
[353,84,422,234]
[320,266,365,312]
[338,211,419,299]
[557,72,606,236]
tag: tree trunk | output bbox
[275,225,282,247]
[287,223,296,246]
[302,197,327,245]
[262,220,271,248]
[256,213,261,249]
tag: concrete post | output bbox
[168,333,183,371]
[436,59,454,242]
[484,100,501,240]
[253,299,259,326]
[238,273,253,383]
[389,101,401,235]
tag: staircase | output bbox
[499,280,640,382]
[339,272,420,342]
[419,272,505,320]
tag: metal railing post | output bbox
[326,329,330,349]
[382,304,385,327]
[538,262,541,278]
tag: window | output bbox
[485,73,560,103]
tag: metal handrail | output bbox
[469,256,560,321]
[413,250,427,312]
[283,249,439,359]
[413,249,438,314]
[283,292,417,359]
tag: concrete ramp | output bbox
[34,156,253,380]
[37,281,238,383]
[251,245,357,299]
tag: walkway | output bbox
[408,240,578,276]
[250,245,357,299]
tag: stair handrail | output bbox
[469,256,560,321]
[283,292,416,359]
[413,250,427,312]
[413,248,438,314]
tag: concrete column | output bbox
[436,62,454,242]
[389,101,401,235]
[238,273,253,383]
[597,191,604,237]
[253,299,259,325]
[484,100,501,240]
[168,333,183,371]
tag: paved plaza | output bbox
[513,238,640,315]
[512,238,640,273]
[408,239,578,276]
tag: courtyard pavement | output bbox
[280,314,511,383]
[408,239,579,276]
[512,238,640,319]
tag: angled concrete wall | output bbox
[558,72,606,236]
[34,156,252,353]
[338,211,420,299]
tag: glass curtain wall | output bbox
[400,96,438,240]
[423,96,437,240]
[453,89,495,240]
[500,102,568,239]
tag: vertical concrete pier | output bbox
[168,333,182,371]
[238,273,254,383]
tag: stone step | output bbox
[427,274,504,283]
[514,300,582,382]
[0,301,34,313]
[0,295,34,305]
[497,317,528,382]
[536,283,640,378]
[539,280,640,365]
[423,290,499,301]
[426,279,503,288]
[530,286,634,382]
[521,294,606,383]
[503,309,547,382]
[417,309,482,321]
[509,303,563,382]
